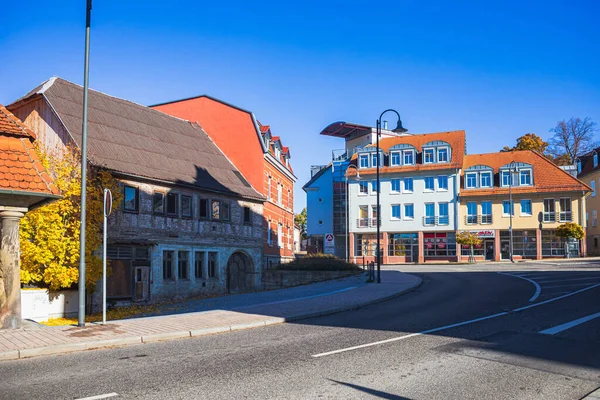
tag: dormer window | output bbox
[480,171,492,187]
[520,169,532,185]
[371,152,381,167]
[594,152,598,168]
[437,147,449,163]
[466,173,477,188]
[275,147,281,160]
[501,170,512,187]
[404,150,415,165]
[390,151,401,166]
[464,165,494,189]
[499,162,533,187]
[359,154,369,168]
[423,148,435,163]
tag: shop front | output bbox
[387,233,419,263]
[424,232,457,261]
[541,230,580,258]
[459,230,495,262]
[499,230,537,260]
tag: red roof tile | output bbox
[260,125,270,133]
[0,105,36,139]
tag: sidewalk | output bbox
[0,270,421,361]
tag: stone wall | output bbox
[262,270,363,290]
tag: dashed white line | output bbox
[312,282,600,358]
[497,272,541,302]
[75,393,118,400]
[540,311,600,335]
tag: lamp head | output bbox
[392,118,408,133]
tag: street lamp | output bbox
[376,110,408,283]
[346,164,361,262]
[508,161,518,263]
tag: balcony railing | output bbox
[543,211,573,223]
[464,215,493,225]
[356,218,380,228]
[559,211,573,222]
[423,216,449,226]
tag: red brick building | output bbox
[152,96,297,265]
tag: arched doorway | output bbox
[227,252,252,293]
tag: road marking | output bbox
[540,311,600,335]
[497,272,541,302]
[75,394,118,400]
[543,282,600,289]
[312,282,600,358]
[536,277,600,283]
[234,286,359,310]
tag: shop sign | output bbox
[469,230,495,238]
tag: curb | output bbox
[0,274,422,361]
[582,387,600,399]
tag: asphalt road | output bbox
[2,262,600,400]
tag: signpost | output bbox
[324,233,335,255]
[102,188,112,325]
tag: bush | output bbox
[274,254,362,272]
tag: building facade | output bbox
[9,77,265,306]
[576,150,600,255]
[151,96,297,266]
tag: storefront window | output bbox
[388,233,418,259]
[423,232,456,257]
[541,230,579,257]
[356,234,378,256]
[500,230,537,258]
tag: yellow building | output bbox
[576,151,600,255]
[458,151,590,261]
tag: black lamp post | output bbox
[376,110,407,283]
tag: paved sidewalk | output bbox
[0,270,421,361]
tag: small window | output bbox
[359,182,368,195]
[502,200,514,216]
[466,173,477,189]
[520,170,532,186]
[391,204,401,220]
[480,172,492,188]
[277,184,283,205]
[359,154,369,168]
[592,180,596,197]
[403,178,413,193]
[391,179,401,193]
[501,170,511,187]
[423,148,435,163]
[577,159,581,174]
[371,180,379,194]
[403,151,415,165]
[594,153,598,168]
[181,195,192,218]
[166,192,178,216]
[424,177,435,191]
[208,252,218,279]
[212,200,221,219]
[153,192,164,214]
[267,177,272,199]
[222,202,230,221]
[438,176,448,191]
[178,251,189,280]
[521,199,532,216]
[318,220,323,225]
[437,148,449,163]
[371,153,380,168]
[199,199,208,219]
[404,204,414,219]
[244,206,251,224]
[195,251,205,279]
[390,152,401,166]
[163,250,174,281]
[124,185,139,212]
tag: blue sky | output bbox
[2,1,599,212]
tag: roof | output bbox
[577,148,600,178]
[0,105,59,204]
[10,78,263,201]
[348,130,466,176]
[461,150,590,196]
[320,121,373,138]
[302,164,332,191]
[259,125,270,133]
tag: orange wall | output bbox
[152,97,264,193]
[263,158,295,257]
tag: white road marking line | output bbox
[312,282,600,358]
[234,286,359,309]
[543,282,600,289]
[497,272,541,302]
[75,393,118,400]
[536,277,600,283]
[540,311,600,335]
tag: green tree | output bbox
[456,231,482,263]
[294,207,307,239]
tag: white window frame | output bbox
[423,148,435,164]
[371,152,381,168]
[403,150,415,165]
[390,151,401,166]
[404,203,415,220]
[424,176,435,192]
[502,200,514,216]
[277,223,283,247]
[437,175,449,191]
[359,154,369,168]
[403,177,414,193]
[466,172,478,189]
[371,180,379,195]
[501,170,511,187]
[391,204,401,220]
[437,147,449,163]
[480,171,492,188]
[358,181,369,196]
[520,169,532,186]
[277,184,283,205]
[520,199,532,216]
[390,178,401,194]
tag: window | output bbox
[208,252,218,278]
[424,232,457,257]
[437,148,449,163]
[520,170,532,186]
[424,203,435,225]
[166,192,178,215]
[438,176,448,191]
[404,151,415,165]
[559,198,572,222]
[371,205,380,227]
[163,251,174,281]
[181,195,192,218]
[502,200,514,216]
[277,184,283,205]
[244,206,251,224]
[358,205,369,227]
[466,173,477,188]
[521,199,532,216]
[391,204,401,220]
[466,202,477,224]
[404,203,414,219]
[501,171,511,187]
[371,180,379,194]
[153,192,164,214]
[278,224,283,247]
[390,152,401,166]
[577,159,581,174]
[356,234,377,256]
[212,200,220,219]
[593,210,598,227]
[371,152,380,168]
[424,177,435,191]
[403,178,413,193]
[480,172,492,188]
[178,251,189,280]
[592,180,596,197]
[359,181,368,195]
[481,201,492,224]
[222,202,230,220]
[543,198,555,222]
[595,153,598,168]
[124,185,139,212]
[359,154,369,168]
[195,251,205,279]
[391,179,401,193]
[199,199,208,219]
[268,177,272,199]
[438,203,449,225]
[267,222,272,244]
[423,148,435,163]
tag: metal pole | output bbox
[102,190,107,324]
[509,162,514,263]
[376,119,381,283]
[78,0,92,327]
[346,174,349,262]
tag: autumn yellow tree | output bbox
[20,145,122,290]
[456,231,482,263]
[501,133,549,154]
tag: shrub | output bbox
[274,254,362,272]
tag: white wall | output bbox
[305,167,333,236]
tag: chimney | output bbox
[383,120,388,130]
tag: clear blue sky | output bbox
[2,1,599,212]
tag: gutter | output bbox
[0,188,61,211]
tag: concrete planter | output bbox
[262,270,362,290]
[21,289,78,322]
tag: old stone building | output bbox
[8,77,265,306]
